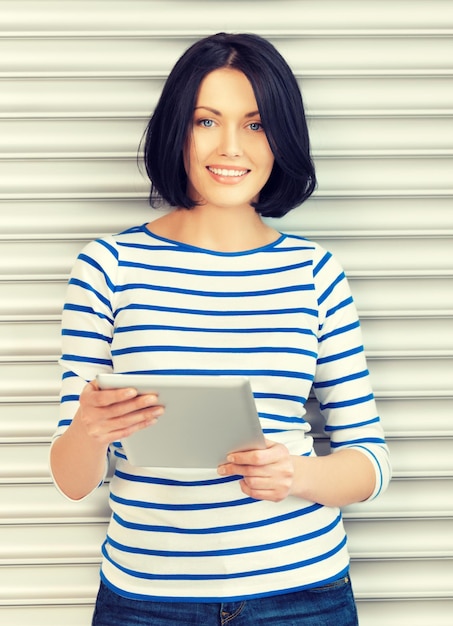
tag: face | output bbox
[184,68,275,212]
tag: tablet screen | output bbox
[97,374,265,468]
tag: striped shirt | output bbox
[52,223,391,602]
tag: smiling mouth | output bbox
[207,166,249,177]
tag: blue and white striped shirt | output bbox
[52,224,391,602]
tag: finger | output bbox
[218,459,272,480]
[239,480,281,502]
[83,383,162,415]
[81,380,136,407]
[87,384,139,408]
[91,403,164,443]
[113,402,164,425]
[107,409,163,440]
[225,450,267,467]
[79,382,164,442]
[110,394,163,421]
[240,478,291,503]
[225,440,284,468]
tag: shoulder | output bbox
[279,233,342,273]
[69,225,150,286]
[280,233,351,309]
[78,224,148,261]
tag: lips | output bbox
[207,166,249,178]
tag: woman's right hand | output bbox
[76,380,164,447]
[51,379,164,500]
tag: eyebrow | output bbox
[194,106,260,118]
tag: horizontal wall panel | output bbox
[1,76,452,118]
[3,35,453,74]
[0,483,111,521]
[351,558,453,599]
[0,280,67,316]
[376,397,453,436]
[1,355,450,398]
[0,118,148,155]
[2,114,453,156]
[0,442,54,480]
[306,396,453,437]
[1,37,187,74]
[3,518,452,563]
[344,478,453,518]
[348,276,453,312]
[277,196,453,232]
[3,314,451,357]
[1,479,451,523]
[345,518,453,558]
[0,78,164,115]
[226,36,453,73]
[0,563,99,601]
[0,362,61,397]
[309,115,453,152]
[2,233,451,275]
[2,435,451,484]
[0,606,93,626]
[4,519,452,565]
[303,76,453,112]
[0,240,87,275]
[385,438,453,477]
[303,235,453,272]
[3,0,453,32]
[0,198,156,235]
[2,275,450,317]
[312,429,453,478]
[0,158,148,195]
[1,157,450,201]
[0,523,105,562]
[0,400,58,437]
[3,601,453,626]
[367,357,453,394]
[3,394,449,442]
[0,320,61,356]
[360,316,453,352]
[1,559,451,605]
[357,599,453,626]
[2,196,453,235]
[314,156,453,193]
[2,154,451,196]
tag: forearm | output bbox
[50,415,109,501]
[290,448,376,508]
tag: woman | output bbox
[50,33,391,625]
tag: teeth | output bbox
[209,167,248,177]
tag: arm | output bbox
[50,238,163,500]
[291,448,376,506]
[50,381,163,501]
[219,248,391,505]
[218,440,375,507]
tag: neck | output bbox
[149,205,279,253]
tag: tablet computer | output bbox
[96,374,266,468]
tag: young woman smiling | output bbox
[50,33,391,625]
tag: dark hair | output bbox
[143,33,316,218]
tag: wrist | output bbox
[69,412,110,456]
[289,450,376,507]
[289,455,312,500]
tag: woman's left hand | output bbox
[217,439,294,502]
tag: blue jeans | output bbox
[92,576,359,625]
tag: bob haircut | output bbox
[143,32,316,218]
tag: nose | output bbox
[218,125,243,158]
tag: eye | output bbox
[198,119,215,128]
[248,122,263,132]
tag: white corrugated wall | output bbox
[0,1,452,624]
